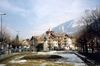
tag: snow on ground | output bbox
[75,52,86,58]
[9,56,26,63]
[32,52,37,53]
[75,52,95,64]
[15,56,24,59]
[9,60,27,63]
[37,51,57,55]
[54,53,88,66]
[40,63,48,66]
[36,51,88,66]
[86,59,95,64]
[7,51,88,66]
[74,63,88,66]
[55,53,84,63]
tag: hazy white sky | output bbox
[0,0,100,39]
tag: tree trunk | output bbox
[96,39,98,51]
[82,44,85,52]
[84,42,88,53]
[84,36,88,53]
[89,43,90,48]
[91,43,94,53]
[81,44,83,52]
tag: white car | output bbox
[64,47,69,50]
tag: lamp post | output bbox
[0,13,6,49]
[0,13,6,40]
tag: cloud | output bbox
[0,0,29,17]
[1,0,100,39]
[31,0,85,26]
[27,0,100,37]
[25,29,45,39]
[27,0,82,35]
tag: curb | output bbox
[74,52,96,66]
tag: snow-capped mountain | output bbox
[52,19,79,35]
[52,9,98,35]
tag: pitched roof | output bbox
[30,36,39,40]
[67,34,74,38]
[52,33,65,37]
[36,34,48,40]
[33,36,39,39]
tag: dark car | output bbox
[17,48,22,52]
[22,48,30,52]
[0,49,6,55]
[12,49,17,53]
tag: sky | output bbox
[0,0,100,40]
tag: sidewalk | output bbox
[74,52,99,66]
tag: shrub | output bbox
[36,43,43,52]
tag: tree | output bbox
[14,34,20,47]
[36,43,43,52]
[11,34,22,48]
[0,27,11,42]
[76,6,100,53]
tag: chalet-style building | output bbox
[22,39,30,49]
[30,28,75,50]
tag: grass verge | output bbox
[21,54,63,60]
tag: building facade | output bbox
[30,28,75,51]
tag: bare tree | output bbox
[0,27,11,43]
[76,6,100,53]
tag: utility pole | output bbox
[16,31,20,36]
[0,13,6,48]
[0,13,6,56]
[0,13,6,41]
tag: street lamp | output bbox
[0,13,6,39]
[0,13,6,49]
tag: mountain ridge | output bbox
[52,19,78,35]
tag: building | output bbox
[22,39,30,49]
[30,28,75,51]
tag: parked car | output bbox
[95,50,100,53]
[64,47,69,51]
[88,49,92,52]
[18,48,22,52]
[22,48,26,52]
[22,48,30,52]
[0,49,6,55]
[12,49,17,53]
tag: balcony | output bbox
[64,37,67,39]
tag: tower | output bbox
[46,28,54,35]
